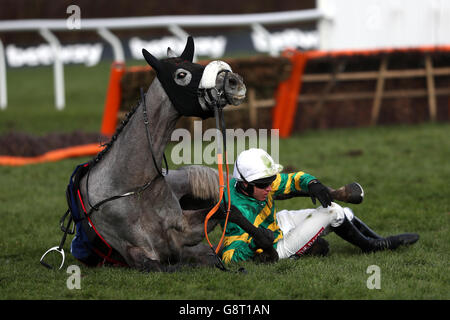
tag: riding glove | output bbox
[308,179,333,208]
[250,227,275,251]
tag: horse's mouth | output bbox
[226,92,246,106]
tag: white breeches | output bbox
[275,202,354,259]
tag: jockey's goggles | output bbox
[251,175,277,189]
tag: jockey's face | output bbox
[244,182,272,201]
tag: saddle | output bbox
[67,162,127,267]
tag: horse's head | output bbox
[142,36,246,119]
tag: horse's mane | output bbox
[90,100,141,167]
[184,165,221,202]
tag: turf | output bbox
[0,62,449,300]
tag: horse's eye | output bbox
[174,68,192,86]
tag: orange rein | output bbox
[203,151,232,255]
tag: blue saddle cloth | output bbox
[66,163,126,266]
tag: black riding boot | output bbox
[351,216,383,239]
[333,217,419,253]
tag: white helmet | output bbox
[233,148,283,182]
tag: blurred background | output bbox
[0,0,449,147]
[0,0,317,62]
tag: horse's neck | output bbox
[140,80,180,171]
[94,79,179,190]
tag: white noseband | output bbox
[199,60,232,89]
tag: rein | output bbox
[200,70,233,271]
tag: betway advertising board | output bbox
[4,27,318,68]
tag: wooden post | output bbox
[425,54,437,121]
[313,61,345,128]
[248,88,257,128]
[370,56,388,126]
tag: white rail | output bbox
[0,10,322,31]
[0,40,6,109]
[38,28,65,110]
[0,10,323,109]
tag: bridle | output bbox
[197,69,233,111]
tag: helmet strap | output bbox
[236,181,255,197]
[235,161,255,196]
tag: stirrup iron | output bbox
[40,246,66,270]
[40,210,73,270]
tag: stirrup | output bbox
[40,209,73,270]
[40,246,65,270]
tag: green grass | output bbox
[1,61,112,134]
[0,63,449,300]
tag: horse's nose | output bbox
[223,73,246,106]
[227,73,244,89]
[228,76,238,89]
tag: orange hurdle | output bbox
[100,62,126,136]
[272,50,308,138]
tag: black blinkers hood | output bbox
[142,36,214,119]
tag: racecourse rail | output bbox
[0,9,324,110]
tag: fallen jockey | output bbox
[220,148,419,263]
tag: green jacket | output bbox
[221,171,316,263]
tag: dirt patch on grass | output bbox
[0,131,109,157]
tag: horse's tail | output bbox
[185,165,221,202]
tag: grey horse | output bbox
[71,36,271,272]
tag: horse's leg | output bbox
[164,167,191,200]
[126,246,164,272]
[181,243,219,267]
[176,207,220,246]
[165,165,220,207]
[126,246,185,273]
[96,182,188,272]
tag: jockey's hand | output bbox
[251,227,275,250]
[225,204,274,250]
[308,180,333,208]
[253,248,279,263]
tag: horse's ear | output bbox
[142,49,162,73]
[180,36,194,62]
